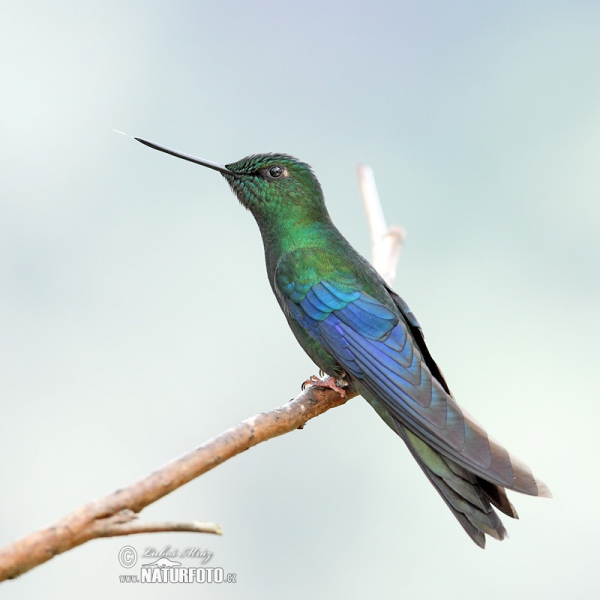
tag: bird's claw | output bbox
[301,374,348,398]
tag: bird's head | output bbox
[223,153,325,219]
[131,137,327,226]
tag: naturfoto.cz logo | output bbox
[117,545,237,585]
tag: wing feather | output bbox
[282,274,546,497]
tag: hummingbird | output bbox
[130,135,551,548]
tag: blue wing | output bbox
[276,247,550,547]
[280,276,545,497]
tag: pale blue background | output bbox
[1,1,599,598]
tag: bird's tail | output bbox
[396,424,520,548]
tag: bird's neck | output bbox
[256,208,342,274]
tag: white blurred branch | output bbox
[357,164,405,287]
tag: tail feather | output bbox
[477,478,519,518]
[398,425,513,548]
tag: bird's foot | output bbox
[301,374,348,398]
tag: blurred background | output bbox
[1,1,599,597]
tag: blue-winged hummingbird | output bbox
[129,135,551,547]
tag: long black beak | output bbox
[116,131,233,175]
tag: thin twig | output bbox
[102,520,223,537]
[92,509,223,537]
[0,164,403,582]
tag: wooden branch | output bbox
[0,163,403,583]
[0,387,353,581]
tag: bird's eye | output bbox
[267,166,283,179]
